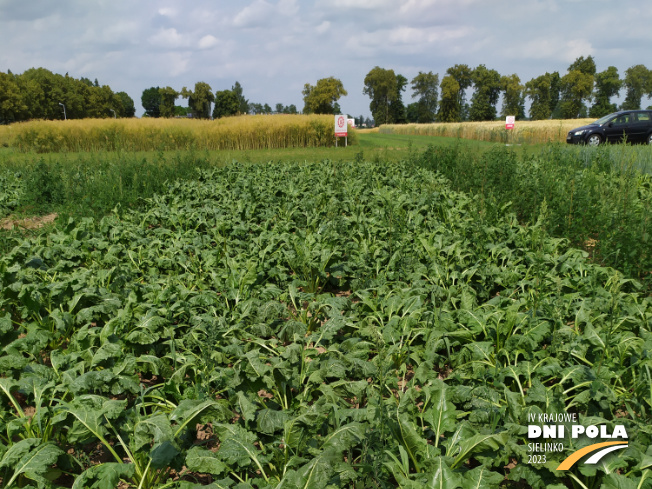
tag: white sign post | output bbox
[335,114,347,147]
[505,116,515,145]
[505,116,515,130]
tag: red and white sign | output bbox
[335,115,348,137]
[505,116,515,130]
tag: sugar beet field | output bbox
[1,127,652,488]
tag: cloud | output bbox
[148,28,190,49]
[233,0,275,28]
[198,35,219,49]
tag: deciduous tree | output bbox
[589,66,621,117]
[411,71,439,123]
[213,89,239,119]
[500,74,525,119]
[142,87,161,118]
[437,75,461,122]
[181,82,214,119]
[363,67,398,125]
[0,71,28,123]
[302,77,347,114]
[621,64,650,110]
[116,92,136,117]
[159,86,180,118]
[558,56,596,118]
[388,74,407,124]
[469,65,502,121]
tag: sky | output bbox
[1,0,651,118]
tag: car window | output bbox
[614,114,631,125]
[636,112,651,122]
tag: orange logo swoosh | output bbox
[557,441,628,470]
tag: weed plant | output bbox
[413,143,652,289]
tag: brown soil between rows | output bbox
[0,213,58,230]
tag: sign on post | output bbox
[335,114,348,147]
[505,116,515,130]
[335,115,348,137]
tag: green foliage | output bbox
[363,66,399,125]
[213,90,239,119]
[500,73,526,119]
[590,66,622,117]
[302,77,348,115]
[116,91,136,118]
[0,67,127,121]
[559,56,597,118]
[621,64,651,110]
[182,82,214,119]
[525,72,559,120]
[159,87,180,118]
[21,160,65,212]
[410,71,439,123]
[0,71,28,123]
[141,87,162,118]
[0,152,651,488]
[469,65,502,121]
[438,75,461,122]
[414,143,652,288]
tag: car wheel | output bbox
[647,133,652,145]
[587,134,602,146]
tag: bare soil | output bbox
[0,213,58,230]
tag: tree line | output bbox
[0,67,135,123]
[3,57,651,125]
[363,56,652,125]
[141,81,299,119]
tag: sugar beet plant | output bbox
[0,158,651,488]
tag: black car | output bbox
[566,110,652,145]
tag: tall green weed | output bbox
[413,144,652,289]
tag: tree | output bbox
[469,64,502,121]
[437,75,461,122]
[249,103,264,114]
[406,102,420,123]
[558,56,596,118]
[445,64,473,121]
[525,72,559,120]
[141,87,161,118]
[499,74,525,119]
[302,77,347,114]
[116,92,136,117]
[363,67,398,125]
[388,74,407,124]
[621,64,650,110]
[232,81,249,114]
[213,90,239,119]
[181,82,214,119]
[410,71,439,123]
[589,66,621,117]
[159,87,180,118]
[0,71,28,123]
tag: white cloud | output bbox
[148,28,190,49]
[315,21,330,34]
[198,34,219,49]
[157,7,177,17]
[233,0,275,28]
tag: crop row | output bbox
[1,159,651,488]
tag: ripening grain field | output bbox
[380,119,593,144]
[1,131,652,488]
[0,114,355,153]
